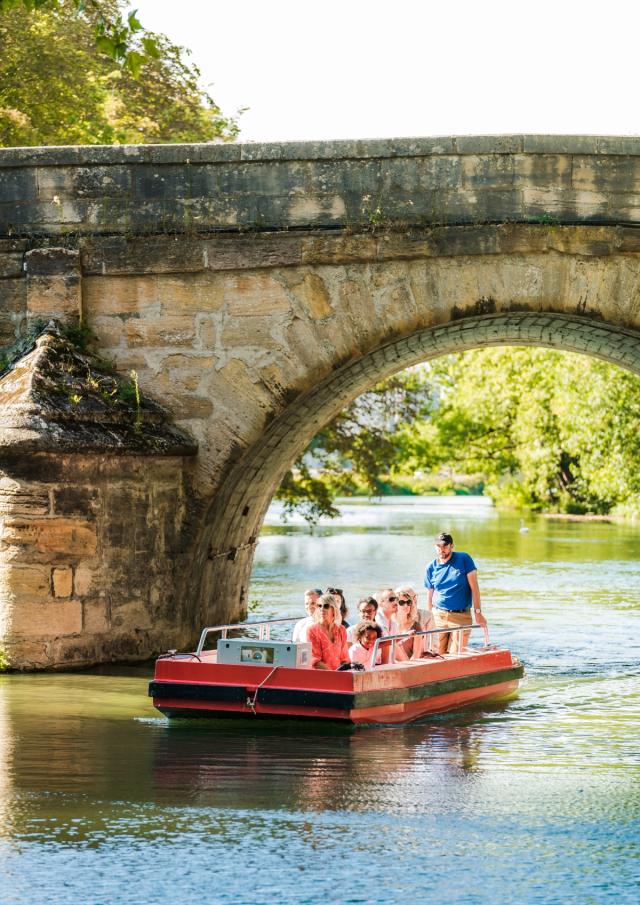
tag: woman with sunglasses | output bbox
[395,584,435,651]
[308,594,350,670]
[326,586,349,628]
[395,594,424,660]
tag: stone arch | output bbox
[195,311,640,626]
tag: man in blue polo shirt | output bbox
[424,532,487,655]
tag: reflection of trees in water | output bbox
[151,706,509,813]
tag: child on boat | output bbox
[349,620,387,669]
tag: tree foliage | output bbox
[277,349,640,521]
[0,0,160,75]
[0,0,239,145]
[276,371,435,523]
[426,348,640,514]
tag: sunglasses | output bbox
[398,599,412,606]
[326,587,343,595]
[322,603,334,610]
[387,595,397,602]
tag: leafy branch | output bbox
[0,0,160,75]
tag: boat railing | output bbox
[196,618,491,661]
[196,617,298,655]
[371,622,491,667]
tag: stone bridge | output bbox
[2,135,640,668]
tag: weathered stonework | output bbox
[2,137,640,668]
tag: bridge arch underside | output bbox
[196,311,640,625]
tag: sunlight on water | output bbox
[1,497,638,904]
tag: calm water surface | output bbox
[1,498,639,904]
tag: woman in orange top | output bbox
[308,594,350,670]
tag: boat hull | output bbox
[150,648,523,726]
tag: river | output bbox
[0,497,638,904]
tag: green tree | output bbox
[0,0,160,75]
[0,0,239,145]
[423,348,640,515]
[276,371,435,523]
[276,348,640,522]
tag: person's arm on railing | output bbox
[467,571,487,627]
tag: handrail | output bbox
[196,617,298,655]
[196,616,491,663]
[370,622,490,667]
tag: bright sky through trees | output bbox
[134,0,640,143]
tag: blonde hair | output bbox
[396,591,420,629]
[312,593,342,625]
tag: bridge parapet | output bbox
[4,135,640,238]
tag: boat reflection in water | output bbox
[150,708,505,812]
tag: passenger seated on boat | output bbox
[327,587,349,628]
[308,594,350,671]
[346,597,378,642]
[395,585,434,633]
[349,621,386,669]
[292,588,323,643]
[375,588,399,636]
[395,594,425,660]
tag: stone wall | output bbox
[0,452,196,668]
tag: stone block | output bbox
[83,275,158,316]
[25,248,81,324]
[156,273,224,313]
[52,567,73,598]
[7,599,82,636]
[0,253,24,279]
[0,277,26,314]
[301,233,377,265]
[572,155,640,195]
[26,274,81,322]
[124,315,196,348]
[284,271,333,319]
[83,599,110,633]
[110,600,152,630]
[220,315,282,349]
[0,562,50,600]
[0,478,50,515]
[82,235,206,276]
[223,271,292,316]
[154,354,215,392]
[203,234,303,271]
[1,639,49,668]
[52,487,100,517]
[522,187,609,222]
[24,247,80,278]
[73,563,94,597]
[455,135,523,154]
[1,518,97,555]
[0,168,38,202]
[36,165,132,200]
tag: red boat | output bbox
[149,619,524,726]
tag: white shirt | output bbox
[292,615,313,643]
[375,611,398,636]
[348,642,382,669]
